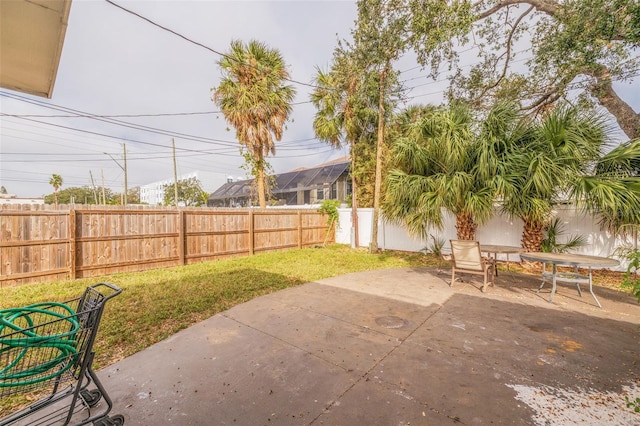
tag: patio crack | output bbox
[307,303,446,425]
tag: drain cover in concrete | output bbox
[375,316,408,329]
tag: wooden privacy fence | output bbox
[0,206,334,287]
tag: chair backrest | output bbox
[450,240,483,271]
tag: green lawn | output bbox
[1,244,443,369]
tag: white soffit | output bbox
[0,0,72,98]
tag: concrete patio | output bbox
[97,268,640,425]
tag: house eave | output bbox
[0,0,72,98]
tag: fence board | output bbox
[0,205,333,287]
[73,209,182,278]
[0,209,70,286]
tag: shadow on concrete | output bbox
[98,268,640,425]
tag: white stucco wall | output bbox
[336,207,636,271]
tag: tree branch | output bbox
[586,66,640,139]
[476,0,633,41]
[520,72,574,112]
[476,5,534,100]
[524,92,562,116]
[520,87,559,112]
[477,0,558,20]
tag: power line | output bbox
[1,91,319,146]
[0,100,313,118]
[1,117,336,162]
[1,113,229,152]
[104,0,321,90]
[0,145,337,164]
[1,91,239,146]
[0,128,323,155]
[0,114,302,157]
[8,110,218,118]
[1,121,328,162]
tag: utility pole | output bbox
[103,144,128,205]
[89,170,98,204]
[101,169,106,204]
[172,138,178,207]
[123,143,128,205]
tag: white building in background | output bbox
[140,172,198,206]
[0,194,44,205]
[139,171,229,206]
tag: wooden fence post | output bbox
[178,209,185,265]
[69,209,76,280]
[249,209,254,255]
[297,210,302,249]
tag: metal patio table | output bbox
[480,244,522,276]
[519,252,619,308]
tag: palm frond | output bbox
[595,138,640,177]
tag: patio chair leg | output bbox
[490,261,496,287]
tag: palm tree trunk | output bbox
[522,218,544,252]
[257,156,266,208]
[455,212,477,240]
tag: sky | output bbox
[1,0,638,199]
[1,0,366,198]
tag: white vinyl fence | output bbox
[336,206,637,272]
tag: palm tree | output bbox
[212,40,296,208]
[500,106,611,251]
[49,174,63,206]
[310,49,378,247]
[383,103,495,240]
[572,137,640,234]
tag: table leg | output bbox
[538,262,548,294]
[588,267,602,308]
[574,265,583,297]
[549,263,557,303]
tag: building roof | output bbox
[208,180,252,201]
[208,160,350,201]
